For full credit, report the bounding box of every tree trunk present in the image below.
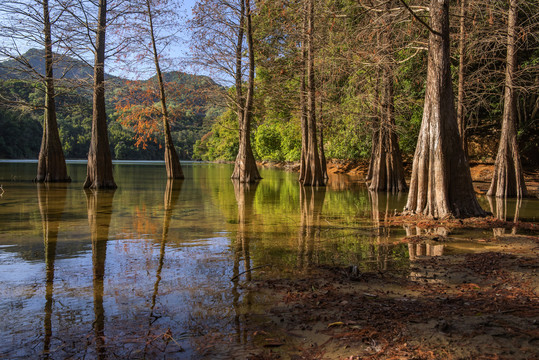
[319,122,328,180]
[302,0,325,187]
[404,0,485,218]
[487,0,527,198]
[231,0,261,183]
[299,0,308,183]
[83,0,116,189]
[368,0,406,192]
[147,0,183,179]
[366,62,381,182]
[456,0,468,158]
[36,0,70,183]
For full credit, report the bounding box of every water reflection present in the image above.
[407,243,445,261]
[145,179,182,356]
[487,196,521,235]
[231,181,257,344]
[298,186,326,270]
[1,162,537,358]
[37,183,67,358]
[86,188,115,359]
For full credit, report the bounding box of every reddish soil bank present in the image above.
[257,160,539,196]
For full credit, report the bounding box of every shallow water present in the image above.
[0,161,537,358]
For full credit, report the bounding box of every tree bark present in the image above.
[299,0,308,183]
[302,0,325,187]
[231,0,261,183]
[366,58,381,183]
[368,0,407,192]
[36,0,70,183]
[456,0,468,158]
[83,0,117,189]
[404,0,485,218]
[487,0,527,198]
[369,64,407,192]
[146,0,183,179]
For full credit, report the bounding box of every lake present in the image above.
[0,160,537,358]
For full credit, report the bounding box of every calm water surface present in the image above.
[0,161,537,358]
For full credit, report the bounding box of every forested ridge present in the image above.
[0,49,224,160]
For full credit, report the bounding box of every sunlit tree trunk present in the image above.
[404,0,484,218]
[302,0,325,186]
[369,63,407,192]
[146,0,183,179]
[487,0,527,198]
[36,0,70,183]
[368,0,406,192]
[299,0,308,183]
[231,0,261,183]
[83,0,117,189]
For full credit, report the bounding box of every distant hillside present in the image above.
[0,48,104,80]
[0,49,225,160]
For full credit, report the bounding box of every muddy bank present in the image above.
[257,160,539,196]
[245,230,539,359]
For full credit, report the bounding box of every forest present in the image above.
[0,0,538,199]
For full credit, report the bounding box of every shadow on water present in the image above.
[85,188,115,360]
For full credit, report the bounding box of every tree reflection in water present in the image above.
[37,183,67,358]
[144,179,182,356]
[487,196,522,236]
[297,185,326,270]
[231,180,258,344]
[85,188,115,360]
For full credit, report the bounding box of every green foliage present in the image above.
[193,109,239,161]
[253,120,301,162]
[0,108,41,158]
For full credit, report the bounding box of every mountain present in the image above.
[0,48,102,80]
[0,49,225,160]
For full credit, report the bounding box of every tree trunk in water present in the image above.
[369,62,407,192]
[299,0,308,183]
[147,0,183,179]
[319,124,328,180]
[456,0,468,158]
[369,1,406,192]
[36,0,70,183]
[404,0,484,218]
[231,0,261,183]
[83,0,116,189]
[487,0,527,198]
[367,32,382,183]
[302,0,325,187]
